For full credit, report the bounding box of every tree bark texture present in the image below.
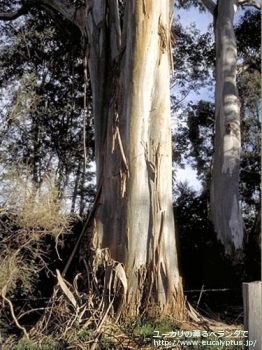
[87,0,184,316]
[210,0,244,252]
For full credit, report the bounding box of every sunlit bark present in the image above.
[88,0,184,316]
[202,0,244,252]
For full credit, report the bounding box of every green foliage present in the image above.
[99,336,117,350]
[171,18,215,170]
[5,338,67,350]
[175,0,207,12]
[235,9,261,57]
[174,181,246,289]
[0,8,95,215]
[171,21,214,111]
[120,315,180,347]
[77,327,93,342]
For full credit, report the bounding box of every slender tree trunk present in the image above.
[210,0,244,252]
[86,0,184,316]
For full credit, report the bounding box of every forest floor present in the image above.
[2,315,244,350]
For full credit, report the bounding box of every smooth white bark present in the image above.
[210,0,244,251]
[91,1,183,314]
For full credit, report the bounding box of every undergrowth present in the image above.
[2,316,244,349]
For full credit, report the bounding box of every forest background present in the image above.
[0,0,260,349]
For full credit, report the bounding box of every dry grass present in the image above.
[0,171,72,337]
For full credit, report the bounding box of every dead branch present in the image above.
[0,3,33,21]
[62,181,102,278]
[238,0,261,9]
[1,285,29,339]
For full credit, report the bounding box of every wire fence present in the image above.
[1,286,241,302]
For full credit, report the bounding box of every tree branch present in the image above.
[238,0,261,9]
[201,0,216,16]
[0,3,33,21]
[40,0,76,24]
[0,0,77,25]
[2,286,29,339]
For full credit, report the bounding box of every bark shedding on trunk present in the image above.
[210,0,244,253]
[84,1,184,317]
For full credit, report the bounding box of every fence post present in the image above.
[242,281,261,350]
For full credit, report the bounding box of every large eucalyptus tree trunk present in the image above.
[87,0,184,316]
[202,0,244,252]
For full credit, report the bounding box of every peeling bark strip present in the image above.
[158,17,168,53]
[209,0,244,251]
